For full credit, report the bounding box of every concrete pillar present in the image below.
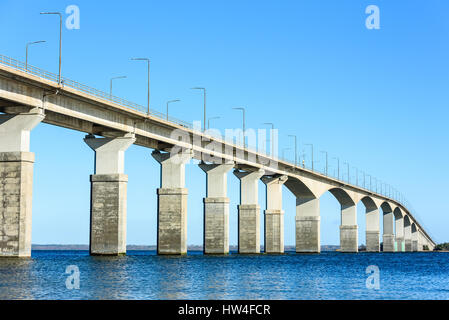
[0,109,44,257]
[395,215,404,252]
[340,204,358,252]
[366,207,380,252]
[295,197,320,253]
[382,211,395,252]
[152,149,193,255]
[84,133,135,255]
[261,175,287,254]
[234,169,264,254]
[404,218,412,252]
[199,162,234,254]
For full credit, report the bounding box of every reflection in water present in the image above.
[0,251,448,300]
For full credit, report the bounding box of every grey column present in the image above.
[199,162,234,254]
[404,218,412,252]
[234,169,264,254]
[340,204,358,252]
[152,149,193,255]
[365,207,380,252]
[395,215,404,252]
[382,211,395,252]
[262,175,287,254]
[296,197,320,253]
[85,133,135,255]
[0,109,44,257]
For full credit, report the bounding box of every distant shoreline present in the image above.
[31,244,341,252]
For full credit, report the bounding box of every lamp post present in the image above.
[208,116,220,130]
[353,166,358,186]
[232,107,246,148]
[263,122,274,157]
[288,135,298,166]
[166,99,180,120]
[110,76,126,96]
[131,57,150,114]
[305,143,314,171]
[25,40,46,71]
[191,87,206,132]
[321,151,328,176]
[40,12,62,84]
[332,157,340,180]
[344,162,350,183]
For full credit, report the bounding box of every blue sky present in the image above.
[0,0,448,246]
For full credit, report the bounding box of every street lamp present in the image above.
[321,151,328,176]
[191,87,206,132]
[263,122,274,157]
[332,157,340,179]
[110,76,126,96]
[352,166,358,186]
[232,107,246,148]
[25,40,46,71]
[344,162,350,183]
[208,116,220,130]
[288,135,297,166]
[166,99,180,120]
[131,57,150,114]
[305,143,314,171]
[40,12,62,84]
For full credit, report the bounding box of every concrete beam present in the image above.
[199,162,234,254]
[262,175,287,254]
[84,133,135,255]
[0,109,44,258]
[152,149,193,254]
[234,169,264,254]
[0,108,44,152]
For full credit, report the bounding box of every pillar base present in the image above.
[366,230,380,252]
[395,237,404,252]
[405,239,412,252]
[0,152,34,258]
[383,234,395,252]
[264,209,284,254]
[90,174,128,256]
[157,188,188,255]
[340,225,358,253]
[238,204,260,254]
[295,216,320,253]
[412,240,418,252]
[204,197,229,254]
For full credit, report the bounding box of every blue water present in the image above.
[0,251,448,300]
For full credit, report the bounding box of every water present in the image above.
[0,251,448,300]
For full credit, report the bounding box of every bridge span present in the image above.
[0,55,435,257]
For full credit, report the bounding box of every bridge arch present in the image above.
[381,201,395,252]
[394,207,404,252]
[284,177,320,253]
[326,187,358,252]
[358,196,380,252]
[403,215,412,251]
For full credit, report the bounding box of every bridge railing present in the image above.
[0,54,192,129]
[0,53,435,244]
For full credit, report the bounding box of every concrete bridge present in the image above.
[0,54,435,257]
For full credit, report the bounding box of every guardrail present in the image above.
[0,53,435,244]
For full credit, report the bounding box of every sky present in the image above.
[0,0,448,246]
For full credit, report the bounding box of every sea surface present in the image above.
[0,250,448,300]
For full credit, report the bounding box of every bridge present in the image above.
[0,54,435,257]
